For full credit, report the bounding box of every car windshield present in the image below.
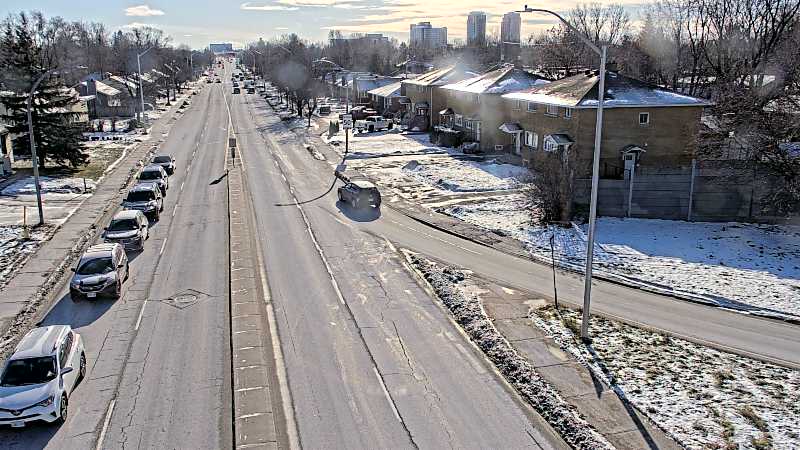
[139,170,162,180]
[153,156,171,163]
[108,218,138,232]
[1,357,57,386]
[76,257,114,275]
[126,190,154,202]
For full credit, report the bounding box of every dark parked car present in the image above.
[337,180,381,209]
[137,165,169,195]
[152,154,175,175]
[233,87,240,94]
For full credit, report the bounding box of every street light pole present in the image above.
[137,46,153,123]
[517,5,607,342]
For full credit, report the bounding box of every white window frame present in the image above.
[455,114,463,127]
[524,131,538,149]
[473,94,480,104]
[545,105,558,116]
[465,119,473,130]
[513,100,522,110]
[565,108,572,119]
[543,137,558,152]
[639,112,650,125]
[527,102,536,113]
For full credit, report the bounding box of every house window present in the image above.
[465,119,473,130]
[545,105,558,116]
[473,94,480,104]
[639,112,650,125]
[565,108,572,119]
[544,138,558,152]
[527,102,536,112]
[455,114,463,127]
[513,100,521,110]
[524,131,538,149]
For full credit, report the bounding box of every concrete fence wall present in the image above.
[574,161,778,222]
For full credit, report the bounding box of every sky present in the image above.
[0,1,647,50]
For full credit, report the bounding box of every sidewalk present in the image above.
[0,95,191,355]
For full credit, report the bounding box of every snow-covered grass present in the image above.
[325,129,448,158]
[444,198,800,317]
[404,159,529,192]
[2,176,96,196]
[531,305,800,450]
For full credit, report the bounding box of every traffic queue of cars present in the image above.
[0,153,175,427]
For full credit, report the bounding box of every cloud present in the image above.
[240,2,299,10]
[122,22,156,29]
[275,27,289,30]
[124,5,165,17]
[277,0,364,5]
[183,34,193,37]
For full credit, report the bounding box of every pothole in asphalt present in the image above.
[158,289,211,309]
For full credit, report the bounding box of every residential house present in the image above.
[367,81,406,116]
[400,66,475,131]
[353,76,399,105]
[502,71,710,178]
[439,66,549,152]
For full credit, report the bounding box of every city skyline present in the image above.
[0,1,647,50]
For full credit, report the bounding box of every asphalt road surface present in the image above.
[0,80,232,449]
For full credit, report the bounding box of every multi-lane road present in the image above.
[1,58,798,450]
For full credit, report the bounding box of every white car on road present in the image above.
[0,325,85,427]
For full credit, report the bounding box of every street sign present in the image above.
[335,163,347,173]
[341,115,353,129]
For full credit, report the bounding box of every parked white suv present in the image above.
[355,115,391,133]
[0,325,85,427]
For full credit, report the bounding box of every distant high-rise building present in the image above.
[409,22,448,49]
[500,12,522,61]
[467,11,487,47]
[209,43,234,54]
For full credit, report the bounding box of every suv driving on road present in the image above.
[152,154,176,175]
[0,325,85,427]
[103,210,149,252]
[70,243,129,301]
[123,182,164,220]
[338,180,381,209]
[355,115,391,133]
[137,165,169,195]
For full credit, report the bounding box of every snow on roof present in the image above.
[442,67,548,95]
[503,71,711,108]
[355,77,397,93]
[368,81,402,98]
[94,80,122,97]
[109,75,139,90]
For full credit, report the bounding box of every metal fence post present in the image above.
[687,159,697,222]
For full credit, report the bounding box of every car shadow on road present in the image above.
[39,292,116,330]
[336,201,381,222]
[0,420,58,449]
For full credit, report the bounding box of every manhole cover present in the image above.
[160,289,210,309]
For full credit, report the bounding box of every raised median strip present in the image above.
[226,143,289,450]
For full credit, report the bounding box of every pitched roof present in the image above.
[503,71,712,108]
[368,81,403,98]
[442,67,549,95]
[355,77,398,93]
[403,66,477,87]
[94,80,122,97]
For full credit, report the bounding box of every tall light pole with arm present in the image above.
[137,46,154,124]
[517,5,607,342]
[26,66,86,225]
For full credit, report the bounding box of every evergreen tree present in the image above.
[0,12,87,169]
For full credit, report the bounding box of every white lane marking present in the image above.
[180,181,185,191]
[95,399,116,450]
[134,300,147,331]
[389,219,482,255]
[172,205,178,217]
[383,236,397,253]
[373,367,401,423]
[159,238,168,255]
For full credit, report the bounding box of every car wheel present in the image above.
[368,125,374,132]
[78,352,86,381]
[55,394,68,424]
